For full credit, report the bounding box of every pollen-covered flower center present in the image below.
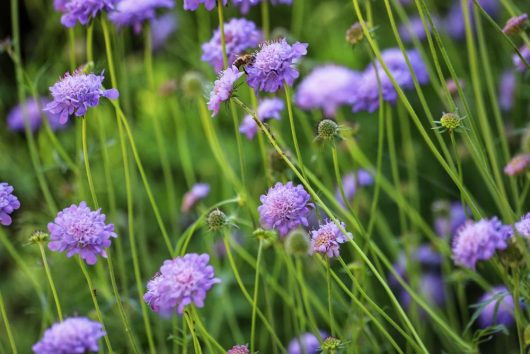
[67,220,97,245]
[314,230,333,248]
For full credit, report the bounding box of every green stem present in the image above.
[82,118,99,208]
[217,0,228,68]
[284,83,306,179]
[184,310,203,354]
[325,258,336,336]
[0,291,17,354]
[250,241,263,352]
[261,0,270,39]
[38,242,63,322]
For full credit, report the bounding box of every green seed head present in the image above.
[321,336,342,352]
[284,229,310,256]
[207,209,227,232]
[181,71,206,99]
[440,112,461,131]
[317,119,339,141]
[29,230,49,244]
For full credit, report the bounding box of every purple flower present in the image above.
[310,220,351,258]
[109,0,174,33]
[350,67,397,113]
[433,201,468,238]
[503,13,528,35]
[0,183,21,226]
[151,14,178,51]
[287,332,325,354]
[227,344,249,354]
[32,317,105,354]
[246,39,308,93]
[181,183,210,212]
[208,66,244,116]
[183,0,227,11]
[239,98,284,140]
[513,46,530,72]
[376,48,429,89]
[477,286,516,328]
[45,70,119,124]
[7,98,64,133]
[444,0,499,40]
[258,182,312,236]
[144,253,220,315]
[202,18,263,73]
[56,0,116,28]
[452,218,512,269]
[499,71,516,111]
[47,202,117,265]
[232,0,260,14]
[271,0,292,4]
[515,213,530,238]
[397,274,446,309]
[295,65,360,117]
[335,170,373,205]
[504,153,530,176]
[398,16,440,43]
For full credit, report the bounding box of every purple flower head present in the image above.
[433,202,468,238]
[239,98,284,140]
[0,183,21,226]
[335,169,373,205]
[151,14,178,51]
[287,332,326,354]
[7,98,64,133]
[181,183,210,212]
[208,66,243,116]
[398,16,440,43]
[246,39,308,93]
[503,13,528,35]
[32,317,105,354]
[499,70,516,111]
[227,344,250,354]
[515,213,530,238]
[183,0,227,11]
[444,0,500,39]
[397,273,446,309]
[57,0,116,28]
[452,218,512,269]
[295,65,360,117]
[376,48,429,89]
[109,0,174,33]
[258,182,312,236]
[310,220,351,258]
[45,70,119,124]
[202,18,263,73]
[47,202,117,265]
[144,253,220,315]
[513,46,530,72]
[350,66,397,113]
[271,0,292,4]
[477,286,517,328]
[390,245,442,287]
[504,153,530,176]
[232,0,260,14]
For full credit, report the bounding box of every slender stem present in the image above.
[261,0,270,39]
[512,271,525,354]
[325,258,336,336]
[184,310,203,354]
[38,243,63,321]
[0,291,17,354]
[332,146,352,211]
[191,307,225,353]
[82,118,98,208]
[250,241,263,352]
[284,83,306,179]
[217,0,228,68]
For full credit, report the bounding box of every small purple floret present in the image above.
[477,286,517,328]
[208,66,244,116]
[0,183,21,227]
[56,0,117,28]
[239,98,284,140]
[310,220,351,258]
[109,0,174,33]
[515,213,530,238]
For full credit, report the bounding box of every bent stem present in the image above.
[38,242,63,322]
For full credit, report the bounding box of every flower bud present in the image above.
[207,209,227,232]
[284,229,310,256]
[317,119,339,141]
[29,230,49,244]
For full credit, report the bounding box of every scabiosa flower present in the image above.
[201,18,263,73]
[310,220,351,258]
[32,317,105,354]
[258,182,312,236]
[295,65,360,117]
[504,153,530,176]
[335,170,373,205]
[239,98,284,140]
[350,67,397,113]
[227,344,249,354]
[513,45,530,72]
[56,0,116,28]
[246,39,308,93]
[444,0,499,40]
[288,332,326,354]
[452,218,512,269]
[499,71,516,111]
[7,98,64,133]
[207,66,243,116]
[109,0,174,33]
[232,0,260,14]
[47,202,117,265]
[376,48,429,89]
[433,201,468,238]
[151,13,178,51]
[515,213,530,238]
[398,16,440,43]
[45,70,119,124]
[144,253,220,315]
[0,183,21,226]
[502,13,528,35]
[477,286,516,328]
[183,0,227,11]
[181,183,210,213]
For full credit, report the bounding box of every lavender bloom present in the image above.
[444,0,499,39]
[477,286,516,328]
[239,98,284,140]
[183,0,227,11]
[515,213,530,238]
[504,153,530,176]
[207,66,243,116]
[0,183,21,226]
[151,14,178,51]
[433,202,468,238]
[7,98,64,133]
[258,182,312,236]
[232,0,260,14]
[201,18,263,72]
[227,344,250,354]
[56,0,116,28]
[502,13,528,35]
[398,16,440,43]
[287,332,325,354]
[246,39,308,93]
[452,218,512,269]
[295,65,360,117]
[144,253,220,315]
[181,183,210,212]
[310,220,351,258]
[32,317,105,354]
[513,46,530,72]
[45,70,119,124]
[350,67,397,113]
[335,170,373,205]
[48,202,117,265]
[376,48,429,89]
[109,0,174,33]
[499,71,516,111]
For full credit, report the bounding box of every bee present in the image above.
[232,53,255,73]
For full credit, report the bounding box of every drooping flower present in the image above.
[499,70,516,111]
[246,39,308,93]
[0,183,21,226]
[45,70,119,124]
[55,0,117,28]
[144,253,220,315]
[207,66,244,116]
[504,153,530,176]
[151,14,178,51]
[109,0,174,33]
[227,344,250,354]
[502,13,528,35]
[7,98,64,133]
[258,182,312,236]
[476,286,517,328]
[287,332,326,354]
[335,170,373,206]
[310,220,351,258]
[201,18,263,72]
[513,45,530,72]
[295,65,360,117]
[452,218,512,269]
[515,213,530,238]
[433,201,468,238]
[183,0,227,11]
[181,183,210,213]
[47,202,117,265]
[239,98,284,140]
[32,317,105,354]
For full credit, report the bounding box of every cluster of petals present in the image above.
[239,98,284,140]
[54,0,117,28]
[109,0,174,33]
[0,183,21,226]
[310,220,351,258]
[207,66,244,116]
[7,98,64,133]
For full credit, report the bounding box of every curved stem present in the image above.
[284,83,306,179]
[0,291,17,354]
[184,310,203,354]
[38,242,63,321]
